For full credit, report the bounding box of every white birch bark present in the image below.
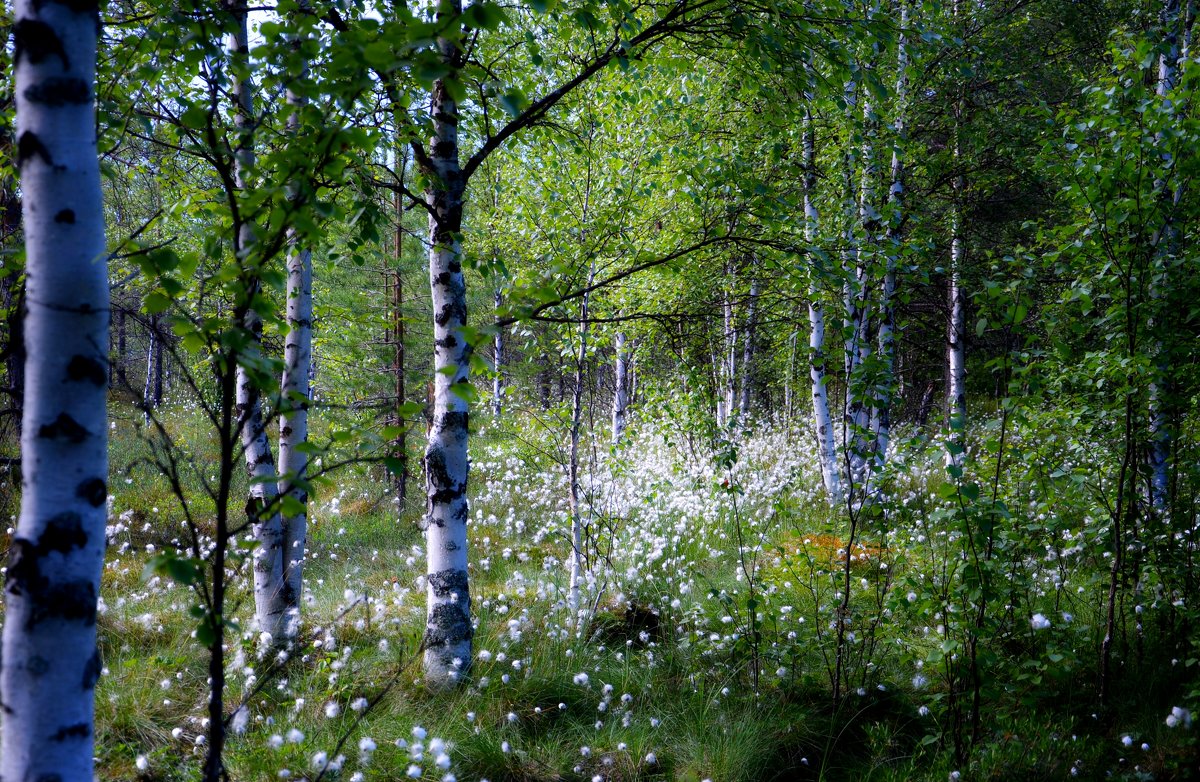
[143,322,157,423]
[873,0,909,465]
[1148,0,1185,509]
[721,274,737,428]
[422,0,473,685]
[1,0,108,776]
[738,274,760,421]
[612,330,630,443]
[277,7,313,631]
[843,76,874,483]
[947,1,968,443]
[803,101,842,504]
[226,6,287,642]
[567,264,595,624]
[947,176,967,434]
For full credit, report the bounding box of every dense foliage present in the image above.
[2,0,1200,779]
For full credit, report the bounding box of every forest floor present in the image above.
[61,400,1200,781]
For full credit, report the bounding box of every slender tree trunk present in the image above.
[390,143,409,503]
[277,3,314,632]
[226,0,287,644]
[738,274,760,422]
[1148,0,1186,511]
[842,76,872,485]
[612,331,630,443]
[422,0,473,686]
[115,305,126,388]
[1,0,108,778]
[143,318,157,420]
[803,101,842,504]
[947,186,967,431]
[947,2,968,439]
[493,288,504,419]
[568,265,595,622]
[152,315,164,406]
[721,268,737,427]
[873,0,908,465]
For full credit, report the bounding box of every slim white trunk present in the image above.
[738,275,760,421]
[843,77,873,482]
[143,321,157,422]
[422,0,473,685]
[493,288,503,418]
[873,1,909,465]
[947,1,968,441]
[567,265,595,623]
[274,0,313,640]
[2,0,108,777]
[277,245,311,632]
[225,7,287,642]
[803,102,842,504]
[612,331,630,443]
[721,275,737,427]
[947,188,966,432]
[1148,0,1185,509]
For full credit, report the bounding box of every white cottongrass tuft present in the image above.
[1166,706,1193,728]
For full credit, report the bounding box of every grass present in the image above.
[2,400,1198,781]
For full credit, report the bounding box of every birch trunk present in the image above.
[947,183,967,432]
[738,274,760,422]
[1148,0,1186,509]
[612,331,630,443]
[947,2,968,438]
[567,266,595,623]
[493,288,504,418]
[843,78,873,484]
[873,1,908,465]
[390,142,408,503]
[277,5,314,632]
[226,3,288,643]
[1,0,108,777]
[143,321,157,421]
[422,0,473,685]
[803,102,842,504]
[720,279,737,428]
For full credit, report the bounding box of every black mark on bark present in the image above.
[50,722,90,741]
[66,355,106,386]
[13,20,69,68]
[24,77,90,106]
[17,131,55,169]
[76,478,107,507]
[38,413,89,443]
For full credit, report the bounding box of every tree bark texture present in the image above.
[422,0,473,685]
[277,2,314,631]
[612,331,630,443]
[803,102,842,504]
[1,0,108,777]
[225,1,288,643]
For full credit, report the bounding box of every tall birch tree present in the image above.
[1,0,108,777]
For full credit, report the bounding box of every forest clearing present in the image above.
[1,0,1199,779]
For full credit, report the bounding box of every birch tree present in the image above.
[872,0,909,464]
[611,330,631,442]
[224,0,289,644]
[277,3,315,627]
[1,0,108,777]
[803,100,842,503]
